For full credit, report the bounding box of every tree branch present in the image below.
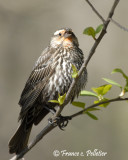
[10,0,120,159]
[10,96,128,160]
[70,97,128,118]
[110,18,128,32]
[85,0,105,23]
[10,123,57,160]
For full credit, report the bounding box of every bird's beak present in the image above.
[64,32,72,38]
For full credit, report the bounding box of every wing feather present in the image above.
[19,46,56,114]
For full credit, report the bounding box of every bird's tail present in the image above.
[8,119,32,154]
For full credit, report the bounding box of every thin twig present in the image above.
[85,0,105,23]
[110,18,128,32]
[70,97,128,118]
[10,0,120,159]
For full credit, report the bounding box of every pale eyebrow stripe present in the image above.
[54,30,65,36]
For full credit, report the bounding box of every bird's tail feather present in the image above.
[8,119,32,154]
[34,108,49,125]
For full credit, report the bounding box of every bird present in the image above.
[8,28,87,154]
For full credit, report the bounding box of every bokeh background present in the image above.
[0,0,128,159]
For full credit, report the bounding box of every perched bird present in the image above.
[8,28,87,154]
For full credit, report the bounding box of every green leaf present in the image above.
[71,64,78,78]
[80,90,98,97]
[94,98,109,107]
[102,84,112,95]
[95,24,103,34]
[71,64,78,72]
[84,111,98,120]
[112,68,128,80]
[111,68,128,94]
[72,101,85,109]
[49,100,59,104]
[83,27,96,39]
[72,72,78,78]
[92,87,101,95]
[86,108,100,111]
[103,78,122,89]
[58,93,66,105]
[124,85,128,92]
[49,93,66,105]
[92,84,112,96]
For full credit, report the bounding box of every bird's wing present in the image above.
[18,47,57,116]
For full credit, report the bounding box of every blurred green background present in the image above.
[0,0,128,159]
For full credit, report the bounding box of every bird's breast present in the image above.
[41,48,86,102]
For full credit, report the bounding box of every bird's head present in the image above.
[50,28,79,48]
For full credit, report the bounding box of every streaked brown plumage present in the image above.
[8,28,87,154]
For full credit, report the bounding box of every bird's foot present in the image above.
[57,115,72,130]
[48,115,72,130]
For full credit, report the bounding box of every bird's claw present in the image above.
[57,116,72,130]
[48,115,72,130]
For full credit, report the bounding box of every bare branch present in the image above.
[85,0,105,23]
[10,0,120,159]
[110,18,128,32]
[70,97,128,118]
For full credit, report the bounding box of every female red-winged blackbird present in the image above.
[8,28,87,154]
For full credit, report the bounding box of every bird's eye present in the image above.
[59,33,62,36]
